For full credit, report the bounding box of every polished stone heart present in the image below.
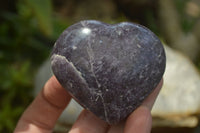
[51,20,166,124]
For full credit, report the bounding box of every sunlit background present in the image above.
[0,0,200,132]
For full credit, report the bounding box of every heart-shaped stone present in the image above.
[51,20,166,124]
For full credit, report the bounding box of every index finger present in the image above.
[14,76,71,133]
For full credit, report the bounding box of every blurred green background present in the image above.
[0,0,200,132]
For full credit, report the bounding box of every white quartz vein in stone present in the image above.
[51,54,90,89]
[86,44,109,121]
[95,92,109,122]
[86,43,101,88]
[52,54,109,122]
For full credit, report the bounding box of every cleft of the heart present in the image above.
[51,20,166,124]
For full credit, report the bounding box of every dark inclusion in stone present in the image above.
[51,20,166,124]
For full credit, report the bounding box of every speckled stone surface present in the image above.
[51,20,166,124]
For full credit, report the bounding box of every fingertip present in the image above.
[43,75,71,109]
[14,76,72,132]
[69,110,109,133]
[142,78,163,110]
[124,106,152,133]
[124,78,163,133]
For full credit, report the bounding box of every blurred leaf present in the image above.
[174,0,196,32]
[145,10,159,35]
[52,17,72,40]
[0,0,60,132]
[0,62,33,132]
[26,0,53,36]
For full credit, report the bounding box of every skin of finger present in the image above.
[124,106,152,133]
[107,121,125,133]
[70,110,126,133]
[142,78,163,109]
[69,109,110,133]
[124,79,163,133]
[14,76,71,133]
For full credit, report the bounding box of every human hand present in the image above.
[14,76,163,133]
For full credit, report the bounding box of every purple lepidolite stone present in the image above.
[51,20,166,124]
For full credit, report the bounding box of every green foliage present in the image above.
[0,0,70,132]
[175,0,197,32]
[145,10,159,35]
[0,62,32,132]
[25,0,53,36]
